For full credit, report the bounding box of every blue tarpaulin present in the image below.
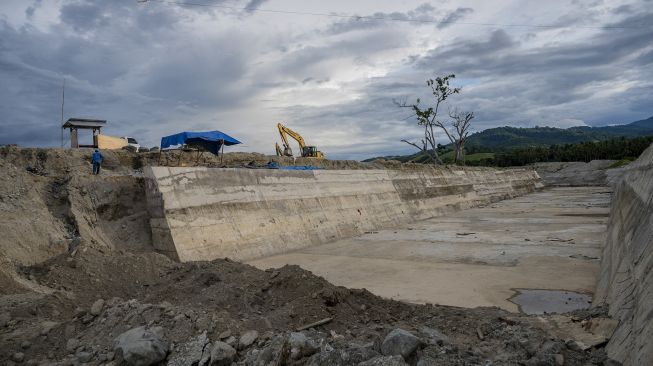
[280,166,321,170]
[160,131,241,155]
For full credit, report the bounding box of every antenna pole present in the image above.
[61,78,66,148]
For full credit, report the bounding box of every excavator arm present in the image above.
[277,123,306,155]
[275,142,283,157]
[276,122,325,159]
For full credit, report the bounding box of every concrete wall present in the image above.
[533,160,625,187]
[144,166,542,263]
[594,144,653,366]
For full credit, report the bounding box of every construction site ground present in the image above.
[0,147,619,365]
[249,187,610,312]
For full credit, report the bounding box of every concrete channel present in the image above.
[249,187,610,312]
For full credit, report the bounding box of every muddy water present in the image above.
[510,289,592,314]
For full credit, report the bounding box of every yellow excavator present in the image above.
[275,123,325,159]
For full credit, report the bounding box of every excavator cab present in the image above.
[302,146,323,158]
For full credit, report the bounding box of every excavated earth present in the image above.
[0,146,621,366]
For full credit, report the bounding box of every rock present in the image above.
[289,332,318,360]
[553,354,564,366]
[0,312,10,327]
[358,355,409,366]
[245,334,288,366]
[90,299,105,316]
[524,354,557,366]
[167,331,210,366]
[41,321,59,335]
[380,329,423,360]
[77,351,93,363]
[238,330,259,350]
[66,338,81,353]
[540,340,563,354]
[225,336,237,347]
[416,357,437,366]
[346,346,379,364]
[11,352,25,363]
[565,340,582,352]
[20,340,31,349]
[209,341,236,366]
[113,326,169,366]
[306,350,346,366]
[218,330,231,339]
[74,307,86,317]
[81,314,95,324]
[419,326,449,345]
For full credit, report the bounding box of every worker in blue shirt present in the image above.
[91,149,103,175]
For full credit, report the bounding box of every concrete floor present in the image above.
[249,187,611,312]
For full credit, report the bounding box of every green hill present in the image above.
[364,115,653,162]
[465,115,653,150]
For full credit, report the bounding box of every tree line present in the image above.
[469,135,653,167]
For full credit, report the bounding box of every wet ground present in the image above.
[510,289,593,314]
[249,187,611,312]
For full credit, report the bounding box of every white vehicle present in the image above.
[121,136,140,152]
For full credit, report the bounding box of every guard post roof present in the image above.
[62,118,107,129]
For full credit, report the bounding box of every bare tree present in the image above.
[435,107,475,164]
[395,74,460,165]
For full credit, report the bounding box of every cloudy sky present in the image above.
[1,0,651,159]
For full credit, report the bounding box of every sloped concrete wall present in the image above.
[144,166,542,262]
[594,144,653,366]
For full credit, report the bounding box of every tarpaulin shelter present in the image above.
[160,131,241,155]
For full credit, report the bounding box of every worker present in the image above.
[91,149,103,175]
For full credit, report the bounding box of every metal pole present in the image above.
[220,138,224,166]
[61,78,65,148]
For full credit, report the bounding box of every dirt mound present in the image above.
[0,245,611,365]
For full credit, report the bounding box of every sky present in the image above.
[0,0,652,160]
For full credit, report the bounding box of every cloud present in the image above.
[325,3,438,35]
[244,0,269,13]
[0,0,651,160]
[437,7,474,29]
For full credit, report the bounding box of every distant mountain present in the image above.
[364,115,653,162]
[465,115,653,150]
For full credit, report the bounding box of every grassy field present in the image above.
[441,151,495,164]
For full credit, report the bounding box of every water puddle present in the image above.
[509,289,592,315]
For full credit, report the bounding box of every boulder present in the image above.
[113,326,169,366]
[245,335,288,366]
[288,332,318,360]
[167,332,210,366]
[380,329,423,360]
[209,341,236,366]
[77,351,93,363]
[419,326,449,345]
[306,349,346,366]
[66,338,81,352]
[90,299,105,316]
[238,330,259,350]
